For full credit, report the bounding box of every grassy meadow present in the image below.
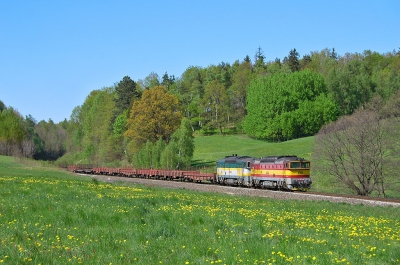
[193,135,314,167]
[1,155,400,264]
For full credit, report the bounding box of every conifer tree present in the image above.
[286,48,300,72]
[113,76,140,123]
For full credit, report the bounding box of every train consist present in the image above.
[67,166,216,182]
[67,155,311,191]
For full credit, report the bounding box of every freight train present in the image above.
[67,155,311,191]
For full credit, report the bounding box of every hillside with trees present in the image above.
[1,47,400,195]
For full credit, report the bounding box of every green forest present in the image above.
[1,47,400,172]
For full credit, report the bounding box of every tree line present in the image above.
[1,47,400,175]
[0,102,66,160]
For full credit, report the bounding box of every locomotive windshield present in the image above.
[289,161,310,169]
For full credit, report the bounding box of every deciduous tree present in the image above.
[327,59,374,115]
[134,140,154,168]
[313,100,399,196]
[22,114,39,158]
[138,72,160,90]
[243,70,334,140]
[176,66,205,130]
[106,110,128,162]
[0,107,25,156]
[229,60,253,124]
[34,119,66,160]
[169,118,194,169]
[152,138,166,169]
[160,141,178,169]
[124,86,182,156]
[65,88,115,163]
[201,80,229,134]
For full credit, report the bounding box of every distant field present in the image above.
[193,134,313,167]
[1,157,399,264]
[0,155,88,181]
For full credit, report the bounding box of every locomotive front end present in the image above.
[252,156,312,191]
[283,159,312,191]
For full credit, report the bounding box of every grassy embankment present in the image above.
[1,155,400,264]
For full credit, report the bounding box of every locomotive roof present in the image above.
[254,155,307,164]
[218,155,255,163]
[218,155,309,164]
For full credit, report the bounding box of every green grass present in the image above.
[0,155,90,182]
[0,161,399,265]
[192,134,314,168]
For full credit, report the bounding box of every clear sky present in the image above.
[1,0,399,123]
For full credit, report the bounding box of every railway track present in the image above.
[304,191,400,205]
[75,172,400,208]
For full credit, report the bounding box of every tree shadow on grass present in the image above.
[190,160,215,171]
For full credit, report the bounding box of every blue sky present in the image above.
[1,0,399,123]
